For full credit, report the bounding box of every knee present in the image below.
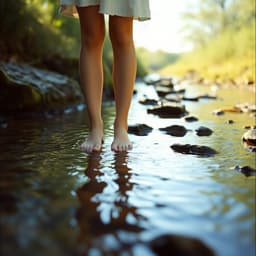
[109,25,133,50]
[81,27,105,50]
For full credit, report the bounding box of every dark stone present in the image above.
[147,104,188,118]
[184,116,199,122]
[170,144,218,157]
[182,96,199,102]
[212,109,224,116]
[139,97,158,106]
[159,125,187,137]
[167,88,186,94]
[226,120,234,124]
[195,126,213,136]
[149,234,215,256]
[244,125,256,130]
[235,103,256,113]
[0,62,84,114]
[156,78,174,88]
[155,86,173,97]
[242,128,256,152]
[128,124,153,136]
[234,165,256,177]
[199,94,217,100]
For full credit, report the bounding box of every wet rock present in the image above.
[184,116,199,122]
[242,128,256,152]
[244,125,256,130]
[149,234,215,256]
[233,165,256,177]
[156,78,174,88]
[144,74,161,85]
[159,125,188,137]
[198,94,217,100]
[182,96,199,102]
[147,103,188,118]
[235,103,256,113]
[212,109,225,116]
[170,144,217,157]
[155,86,173,97]
[195,126,213,136]
[128,124,153,136]
[164,94,181,103]
[139,97,158,106]
[0,62,84,114]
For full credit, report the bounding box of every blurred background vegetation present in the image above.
[0,0,255,85]
[161,0,255,84]
[0,0,147,89]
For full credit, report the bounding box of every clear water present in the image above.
[0,82,255,256]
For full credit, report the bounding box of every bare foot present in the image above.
[111,127,133,152]
[81,128,104,153]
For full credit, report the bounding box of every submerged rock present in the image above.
[212,109,225,116]
[147,103,188,118]
[139,96,158,106]
[171,144,217,157]
[233,165,256,177]
[155,86,173,97]
[159,125,188,137]
[195,126,213,136]
[184,116,199,122]
[182,96,200,102]
[149,234,215,256]
[0,62,83,114]
[242,128,256,152]
[199,94,217,100]
[128,124,153,136]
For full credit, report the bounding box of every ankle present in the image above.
[114,119,128,131]
[90,119,104,131]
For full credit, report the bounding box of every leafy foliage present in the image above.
[0,0,147,87]
[163,0,255,83]
[137,48,180,72]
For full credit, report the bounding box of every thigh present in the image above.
[77,6,105,40]
[109,15,133,41]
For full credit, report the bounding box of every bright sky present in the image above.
[133,0,194,53]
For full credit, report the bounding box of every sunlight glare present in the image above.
[134,0,194,53]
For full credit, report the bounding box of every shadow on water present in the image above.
[0,81,255,256]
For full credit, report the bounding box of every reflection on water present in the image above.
[0,82,255,256]
[76,152,145,255]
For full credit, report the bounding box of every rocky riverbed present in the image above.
[0,68,255,256]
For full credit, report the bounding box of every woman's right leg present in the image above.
[77,6,105,152]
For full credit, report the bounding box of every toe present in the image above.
[93,144,101,152]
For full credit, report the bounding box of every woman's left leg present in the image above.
[109,15,137,151]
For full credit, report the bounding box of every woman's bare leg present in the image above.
[77,6,105,152]
[109,16,136,152]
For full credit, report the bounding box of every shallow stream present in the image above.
[0,81,255,256]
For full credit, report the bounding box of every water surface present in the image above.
[0,82,255,256]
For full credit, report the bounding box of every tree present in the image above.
[181,0,255,48]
